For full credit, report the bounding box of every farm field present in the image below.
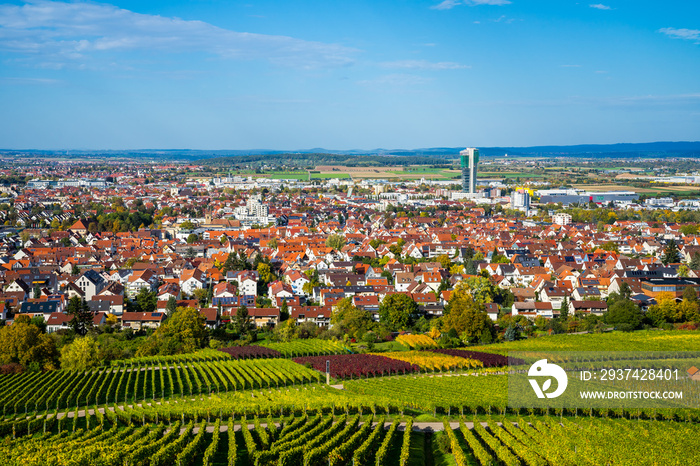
[572,183,700,195]
[5,332,700,463]
[468,330,700,354]
[3,406,699,466]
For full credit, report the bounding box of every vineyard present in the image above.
[256,339,351,358]
[3,407,699,466]
[378,351,483,372]
[344,373,510,415]
[395,334,438,349]
[469,330,700,354]
[293,354,420,379]
[219,346,283,360]
[4,331,700,464]
[0,358,321,414]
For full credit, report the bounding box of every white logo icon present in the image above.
[528,359,568,399]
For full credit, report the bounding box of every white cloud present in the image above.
[0,0,357,69]
[658,27,700,42]
[431,0,510,10]
[589,4,612,10]
[431,0,461,9]
[468,0,511,5]
[381,60,469,70]
[1,77,62,85]
[357,74,432,87]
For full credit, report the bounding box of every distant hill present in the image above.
[1,141,699,161]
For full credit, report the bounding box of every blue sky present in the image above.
[0,0,698,150]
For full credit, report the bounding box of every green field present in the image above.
[479,172,546,179]
[265,172,351,180]
[469,330,700,354]
[5,331,700,464]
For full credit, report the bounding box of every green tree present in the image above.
[186,233,199,244]
[136,307,206,356]
[605,299,643,330]
[165,296,178,314]
[66,296,93,336]
[661,239,680,265]
[280,299,289,322]
[135,287,157,314]
[680,224,699,235]
[273,319,295,342]
[232,305,252,337]
[378,293,419,331]
[330,298,373,340]
[491,254,511,264]
[257,263,273,284]
[442,291,492,343]
[193,288,209,307]
[0,315,57,370]
[560,297,569,319]
[683,286,698,302]
[60,336,101,371]
[325,234,347,251]
[436,254,452,270]
[690,253,700,270]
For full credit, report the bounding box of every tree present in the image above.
[559,297,569,319]
[66,296,93,336]
[60,336,100,371]
[661,239,680,265]
[136,307,206,356]
[268,237,278,249]
[464,260,477,276]
[186,233,199,244]
[600,241,619,253]
[436,254,452,270]
[504,323,522,341]
[491,254,510,264]
[273,319,296,342]
[683,286,698,302]
[232,305,252,337]
[330,298,373,340]
[135,287,157,314]
[326,234,347,251]
[680,224,699,235]
[0,315,57,370]
[442,291,492,343]
[280,299,289,322]
[378,293,419,331]
[166,296,178,314]
[193,288,209,308]
[606,299,643,330]
[690,253,700,270]
[619,282,632,301]
[257,263,273,284]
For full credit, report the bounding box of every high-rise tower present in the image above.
[460,148,479,194]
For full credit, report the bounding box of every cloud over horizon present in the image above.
[0,0,358,69]
[431,0,511,11]
[380,59,469,70]
[589,4,612,10]
[658,27,700,43]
